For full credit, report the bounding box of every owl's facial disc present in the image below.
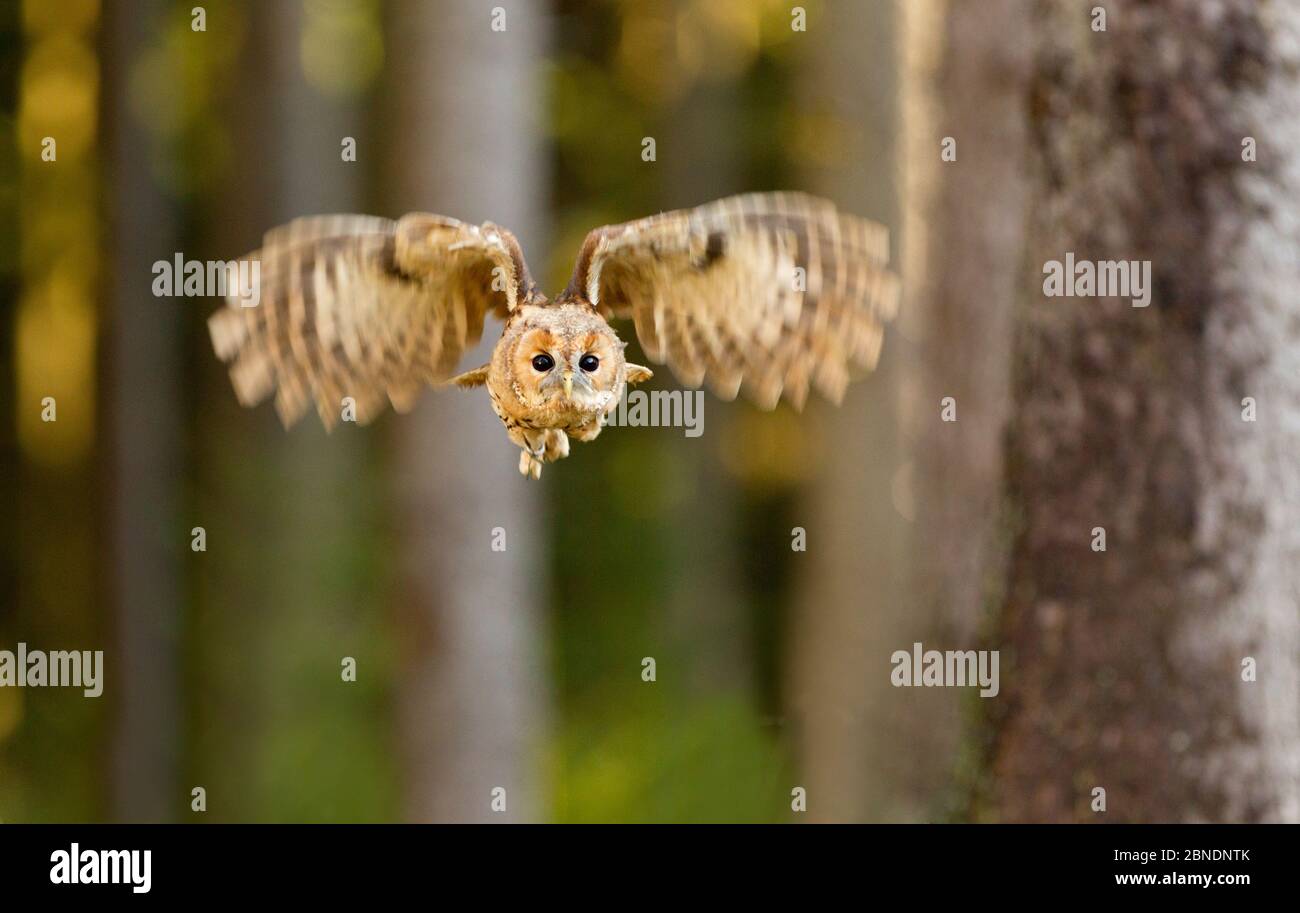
[512,321,622,413]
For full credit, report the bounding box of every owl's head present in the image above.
[507,304,628,414]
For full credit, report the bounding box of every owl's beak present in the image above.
[563,370,573,399]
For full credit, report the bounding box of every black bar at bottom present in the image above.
[0,823,1283,899]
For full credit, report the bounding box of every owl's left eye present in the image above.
[579,354,600,372]
[532,353,555,372]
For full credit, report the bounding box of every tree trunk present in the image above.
[903,0,1029,645]
[896,0,1032,819]
[786,0,912,822]
[105,0,181,823]
[384,0,550,823]
[990,0,1300,823]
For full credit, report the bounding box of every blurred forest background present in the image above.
[2,0,1298,823]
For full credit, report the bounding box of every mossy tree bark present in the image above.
[989,0,1300,823]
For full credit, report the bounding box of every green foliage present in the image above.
[552,689,791,823]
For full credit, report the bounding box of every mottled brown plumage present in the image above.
[209,192,900,478]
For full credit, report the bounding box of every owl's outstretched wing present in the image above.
[208,213,533,429]
[567,192,900,410]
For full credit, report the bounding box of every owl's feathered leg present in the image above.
[568,419,604,443]
[507,425,543,479]
[515,429,570,480]
[518,448,543,479]
[543,429,570,462]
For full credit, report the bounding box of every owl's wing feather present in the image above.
[569,192,899,410]
[209,213,532,429]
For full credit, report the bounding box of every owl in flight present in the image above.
[209,192,899,478]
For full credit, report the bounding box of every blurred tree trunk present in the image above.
[786,0,910,822]
[990,0,1300,822]
[903,0,1028,647]
[788,0,1031,822]
[105,0,181,823]
[897,0,1031,819]
[383,0,550,823]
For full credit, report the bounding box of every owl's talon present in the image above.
[546,430,570,461]
[519,448,543,479]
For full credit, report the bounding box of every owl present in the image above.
[208,192,899,478]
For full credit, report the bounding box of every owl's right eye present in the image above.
[531,353,555,372]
